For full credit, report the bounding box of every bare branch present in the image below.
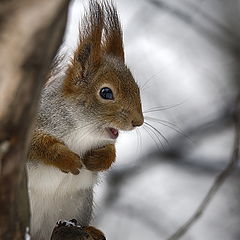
[166,95,240,240]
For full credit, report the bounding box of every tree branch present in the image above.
[0,1,70,239]
[166,95,240,240]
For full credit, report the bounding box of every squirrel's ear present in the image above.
[73,1,103,79]
[76,43,91,69]
[103,2,125,62]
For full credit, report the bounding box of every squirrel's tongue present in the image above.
[108,127,119,139]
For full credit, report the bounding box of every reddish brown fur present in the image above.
[83,226,106,240]
[28,2,143,239]
[28,131,82,174]
[102,1,124,61]
[83,144,115,171]
[63,1,125,96]
[63,60,144,131]
[63,1,104,95]
[28,131,116,173]
[29,1,143,173]
[62,1,143,129]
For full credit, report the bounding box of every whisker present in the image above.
[143,101,185,114]
[145,116,178,127]
[143,125,163,151]
[135,128,140,152]
[138,73,158,93]
[138,128,143,152]
[135,127,142,152]
[144,122,170,148]
[140,78,153,93]
[144,116,192,142]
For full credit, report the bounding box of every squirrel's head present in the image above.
[62,1,143,140]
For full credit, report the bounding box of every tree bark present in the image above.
[0,1,70,239]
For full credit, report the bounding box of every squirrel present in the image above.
[27,1,144,240]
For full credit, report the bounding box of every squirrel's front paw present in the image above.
[82,144,115,171]
[54,145,82,175]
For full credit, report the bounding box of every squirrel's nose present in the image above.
[132,114,144,127]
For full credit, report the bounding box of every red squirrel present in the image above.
[27,1,144,239]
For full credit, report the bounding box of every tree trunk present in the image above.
[0,1,70,239]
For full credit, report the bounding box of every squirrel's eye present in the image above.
[99,87,114,100]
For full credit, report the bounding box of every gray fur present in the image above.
[27,75,106,240]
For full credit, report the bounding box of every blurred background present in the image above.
[64,0,240,239]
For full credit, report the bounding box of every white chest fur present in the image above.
[27,163,97,240]
[27,126,113,240]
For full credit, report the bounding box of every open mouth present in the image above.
[106,127,119,139]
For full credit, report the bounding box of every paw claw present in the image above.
[56,219,76,227]
[71,168,80,175]
[69,219,78,225]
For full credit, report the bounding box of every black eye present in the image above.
[99,87,114,100]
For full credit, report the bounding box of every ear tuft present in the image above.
[102,1,125,62]
[74,0,104,76]
[65,0,125,90]
[76,43,91,70]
